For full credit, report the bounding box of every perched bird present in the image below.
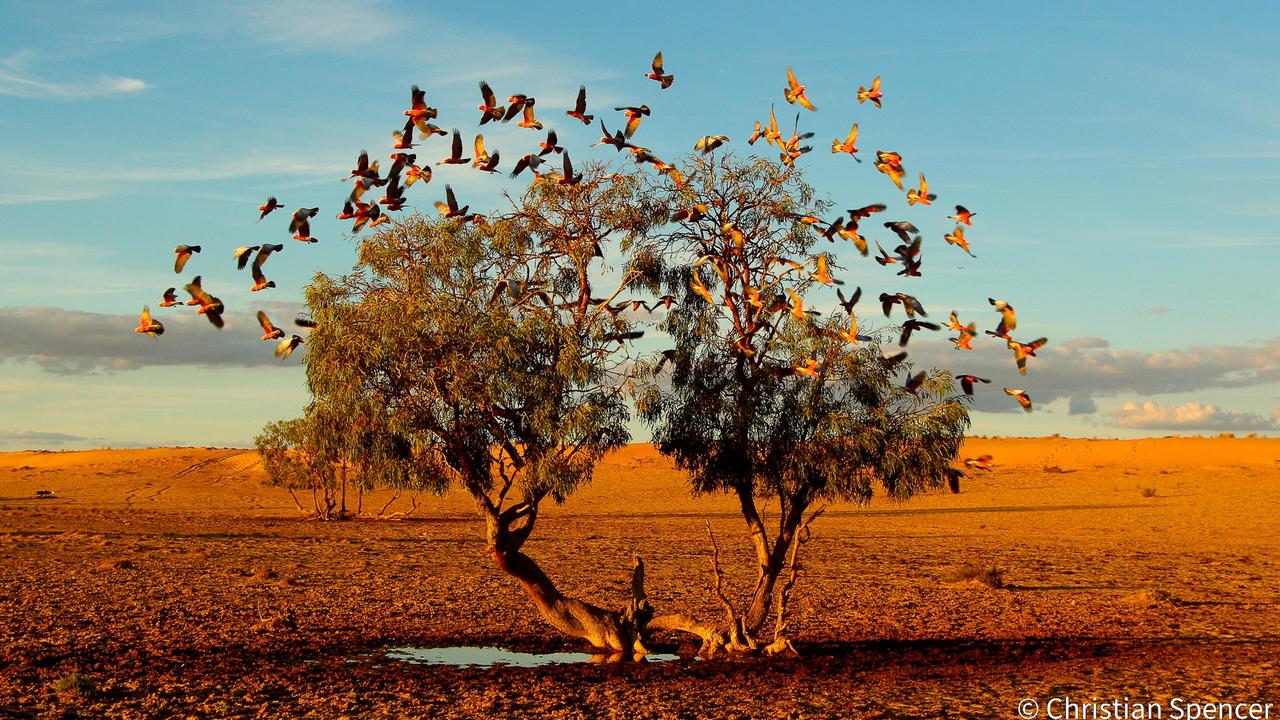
[158,287,182,308]
[1007,337,1048,374]
[695,135,729,154]
[646,51,674,88]
[670,203,709,223]
[616,105,651,138]
[1004,387,1033,412]
[899,319,941,346]
[956,374,991,396]
[477,81,505,125]
[880,292,926,318]
[857,76,883,108]
[944,226,975,257]
[439,129,470,165]
[276,334,304,360]
[964,455,995,471]
[257,310,285,341]
[257,196,283,221]
[906,173,937,206]
[233,245,260,271]
[289,207,319,243]
[948,205,975,226]
[784,68,816,111]
[566,85,594,125]
[689,273,715,305]
[134,306,164,338]
[173,245,201,273]
[538,129,564,156]
[831,122,861,160]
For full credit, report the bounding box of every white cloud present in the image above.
[1108,401,1277,431]
[0,53,149,99]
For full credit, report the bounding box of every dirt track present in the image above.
[1,439,1277,718]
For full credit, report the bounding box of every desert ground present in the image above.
[1,438,1277,719]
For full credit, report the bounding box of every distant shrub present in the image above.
[1217,432,1236,439]
[948,560,1005,589]
[52,672,97,700]
[1139,486,1158,498]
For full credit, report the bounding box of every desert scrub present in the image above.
[51,671,97,700]
[948,561,1006,589]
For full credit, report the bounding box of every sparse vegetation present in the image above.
[947,561,1006,589]
[1140,486,1158,497]
[51,671,97,700]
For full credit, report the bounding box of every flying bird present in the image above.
[404,84,439,134]
[956,375,990,396]
[880,292,926,318]
[695,135,729,154]
[559,152,582,186]
[874,151,905,189]
[257,311,285,341]
[233,245,260,271]
[948,205,975,226]
[906,173,937,206]
[538,129,564,156]
[439,129,470,165]
[857,76,883,107]
[257,196,283,221]
[289,207,319,243]
[831,122,861,160]
[158,288,181,308]
[503,94,533,122]
[173,245,201,273]
[134,306,164,338]
[905,370,927,396]
[964,455,994,471]
[987,298,1017,338]
[1004,387,1033,412]
[276,335,304,360]
[944,226,975,257]
[516,104,543,130]
[566,85,594,125]
[616,105,650,138]
[784,68,816,111]
[477,81,505,124]
[647,51,674,88]
[1007,337,1048,374]
[250,263,275,292]
[510,153,549,180]
[899,319,941,346]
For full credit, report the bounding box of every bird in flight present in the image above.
[857,76,883,107]
[134,306,164,338]
[948,205,975,225]
[173,245,201,274]
[1004,387,1033,412]
[906,173,937,206]
[956,375,990,396]
[831,122,861,161]
[257,196,283,222]
[944,226,975,257]
[784,68,816,111]
[566,85,594,125]
[477,81,505,125]
[289,207,319,243]
[257,311,285,341]
[647,51,674,88]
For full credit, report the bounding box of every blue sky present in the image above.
[2,1,1278,449]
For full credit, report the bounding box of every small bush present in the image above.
[1139,486,1158,498]
[948,560,1005,589]
[52,671,97,700]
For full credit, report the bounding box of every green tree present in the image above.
[288,165,673,653]
[630,153,970,655]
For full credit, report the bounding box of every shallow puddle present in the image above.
[385,646,684,667]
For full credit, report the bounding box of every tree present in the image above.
[630,153,971,655]
[292,165,676,654]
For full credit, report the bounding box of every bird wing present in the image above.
[652,51,664,74]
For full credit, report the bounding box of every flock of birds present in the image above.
[133,51,1045,428]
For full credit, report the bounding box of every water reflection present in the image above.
[385,646,684,667]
